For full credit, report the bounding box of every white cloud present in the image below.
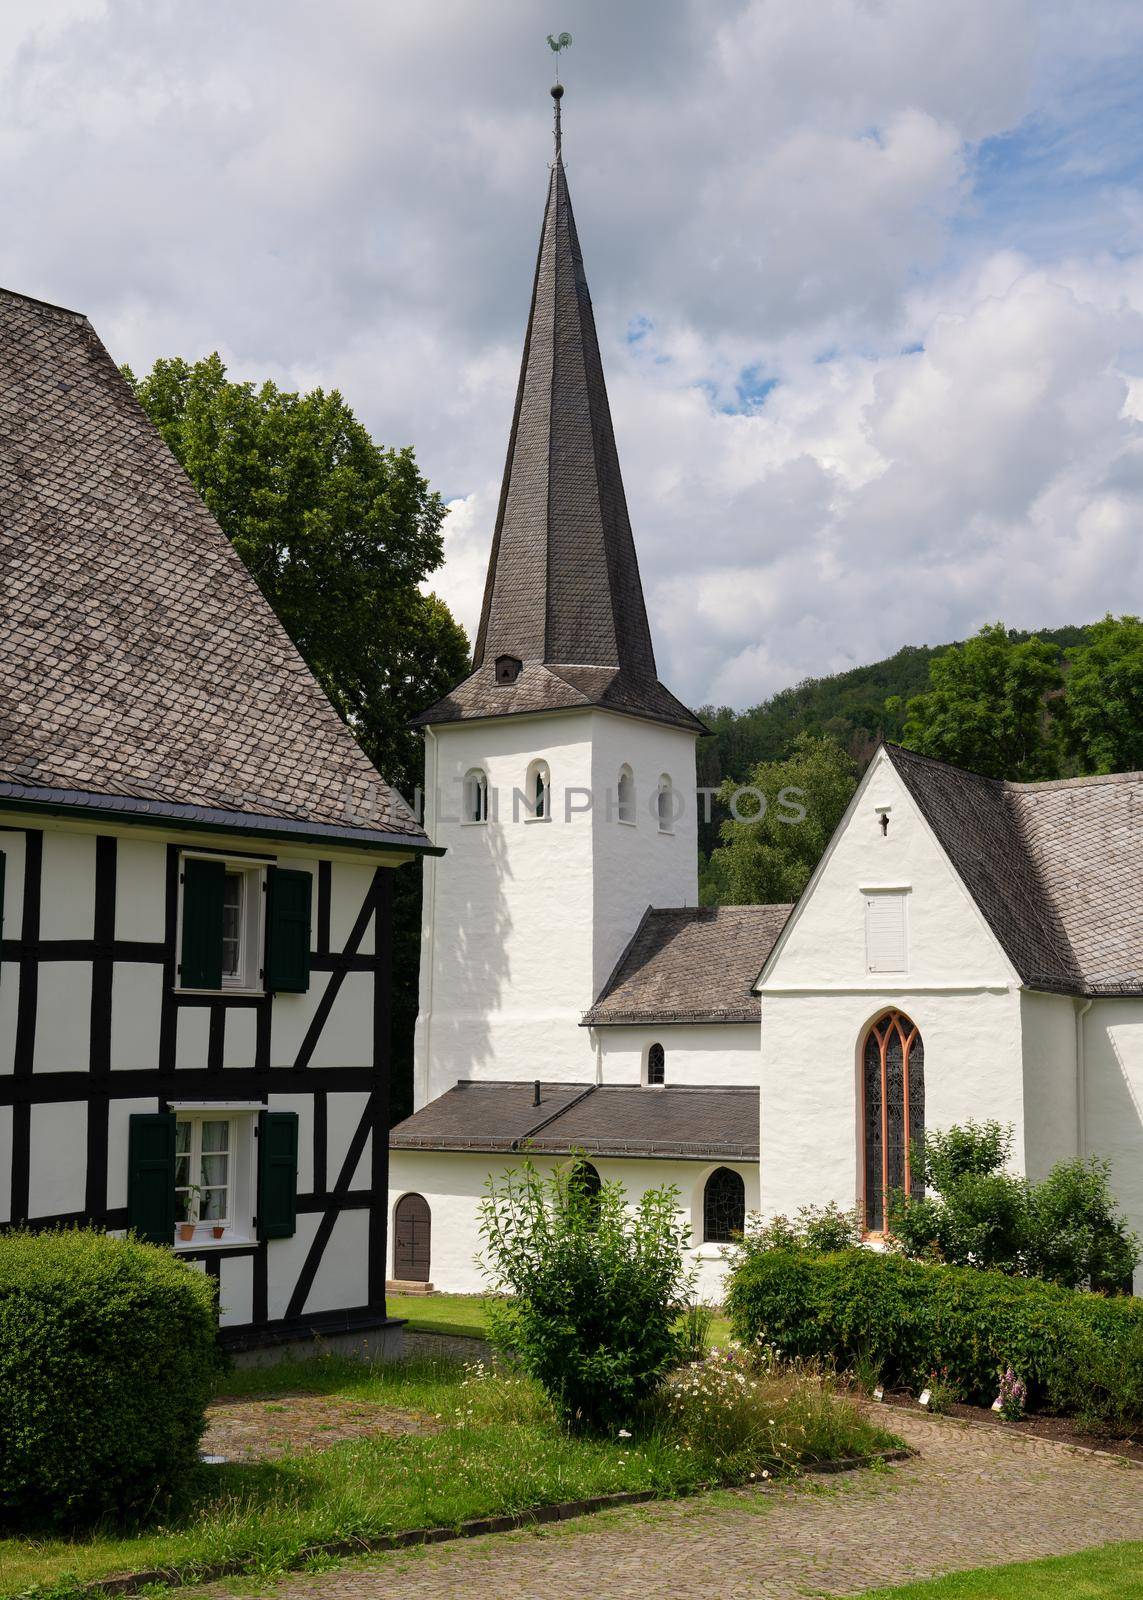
[2,0,1143,709]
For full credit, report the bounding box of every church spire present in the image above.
[416,85,704,735]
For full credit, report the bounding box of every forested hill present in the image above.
[695,623,1095,791]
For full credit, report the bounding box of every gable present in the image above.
[759,749,1016,991]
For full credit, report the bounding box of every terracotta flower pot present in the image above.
[178,1222,196,1242]
[211,1226,225,1240]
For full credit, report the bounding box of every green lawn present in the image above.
[389,1291,733,1348]
[859,1542,1143,1598]
[0,1354,894,1600]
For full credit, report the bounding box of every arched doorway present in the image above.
[862,1010,925,1233]
[393,1192,431,1282]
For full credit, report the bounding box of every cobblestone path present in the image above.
[203,1409,1143,1599]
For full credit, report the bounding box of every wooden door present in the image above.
[393,1192,431,1281]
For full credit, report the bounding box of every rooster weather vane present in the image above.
[547,31,572,82]
[547,32,572,158]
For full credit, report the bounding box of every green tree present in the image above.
[1064,614,1143,774]
[126,355,471,1121]
[701,733,857,906]
[124,353,469,798]
[900,622,1063,779]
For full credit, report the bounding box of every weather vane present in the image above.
[547,31,572,84]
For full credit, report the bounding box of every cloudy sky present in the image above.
[4,1,1143,710]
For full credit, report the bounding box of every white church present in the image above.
[389,89,1143,1298]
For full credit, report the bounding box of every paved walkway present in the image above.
[204,1410,1143,1599]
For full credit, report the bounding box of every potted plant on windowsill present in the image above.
[177,1185,202,1243]
[211,1223,226,1240]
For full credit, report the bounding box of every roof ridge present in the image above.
[0,285,88,322]
[1009,769,1143,793]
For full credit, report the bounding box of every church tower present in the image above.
[413,86,705,1107]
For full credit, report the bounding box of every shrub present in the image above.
[726,1247,1143,1428]
[0,1227,219,1526]
[478,1159,691,1429]
[888,1121,1138,1291]
[736,1202,862,1260]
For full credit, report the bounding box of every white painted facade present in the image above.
[0,809,412,1335]
[757,747,1143,1291]
[414,707,699,1106]
[388,1146,756,1301]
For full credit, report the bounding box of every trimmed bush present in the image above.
[0,1228,219,1526]
[726,1247,1143,1427]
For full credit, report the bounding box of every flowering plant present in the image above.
[996,1365,1027,1421]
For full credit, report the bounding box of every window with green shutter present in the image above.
[180,856,225,989]
[265,868,312,993]
[258,1110,299,1239]
[127,1113,176,1244]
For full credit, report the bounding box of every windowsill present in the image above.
[523,815,552,825]
[460,819,488,827]
[174,986,265,998]
[173,1230,254,1252]
[617,817,636,827]
[657,829,675,837]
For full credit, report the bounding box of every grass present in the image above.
[389,1291,734,1348]
[0,1353,896,1599]
[858,1541,1143,1597]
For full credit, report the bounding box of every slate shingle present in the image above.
[0,288,426,844]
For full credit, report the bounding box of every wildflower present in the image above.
[618,1428,632,1439]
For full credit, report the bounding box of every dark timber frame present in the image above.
[0,822,397,1348]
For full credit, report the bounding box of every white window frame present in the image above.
[863,887,910,974]
[171,1105,259,1250]
[176,853,269,996]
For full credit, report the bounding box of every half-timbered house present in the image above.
[0,285,438,1352]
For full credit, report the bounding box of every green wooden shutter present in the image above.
[180,856,224,989]
[127,1113,176,1244]
[258,1110,299,1240]
[265,867,312,993]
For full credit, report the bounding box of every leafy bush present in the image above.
[478,1159,691,1429]
[736,1202,862,1259]
[0,1228,219,1526]
[888,1121,1138,1292]
[726,1247,1143,1428]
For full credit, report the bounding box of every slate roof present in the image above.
[414,124,705,737]
[0,288,428,848]
[584,904,793,1025]
[885,744,1143,996]
[390,1080,759,1161]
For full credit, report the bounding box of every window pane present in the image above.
[201,1119,229,1153]
[175,1121,191,1154]
[199,1186,228,1221]
[200,1153,229,1188]
[222,873,243,978]
[174,1188,192,1222]
[175,1153,191,1188]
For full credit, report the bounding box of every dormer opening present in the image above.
[495,655,523,685]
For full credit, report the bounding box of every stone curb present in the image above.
[70,1449,913,1599]
[859,1397,1143,1468]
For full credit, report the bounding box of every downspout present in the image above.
[1075,997,1093,1159]
[418,724,439,1111]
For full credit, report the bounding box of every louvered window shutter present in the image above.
[865,893,907,973]
[180,857,225,989]
[258,1110,299,1239]
[127,1113,176,1244]
[265,867,312,993]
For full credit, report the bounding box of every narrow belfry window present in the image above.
[526,759,550,820]
[703,1167,745,1243]
[646,1042,665,1085]
[657,774,674,833]
[862,1009,925,1234]
[617,765,635,824]
[463,769,489,824]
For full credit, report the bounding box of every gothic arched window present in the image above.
[463,768,488,824]
[617,765,635,824]
[568,1158,602,1212]
[703,1167,745,1243]
[646,1042,665,1085]
[862,1009,925,1233]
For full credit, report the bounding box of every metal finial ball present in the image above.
[551,83,564,100]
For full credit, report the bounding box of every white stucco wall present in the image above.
[389,1147,755,1301]
[1020,990,1080,1178]
[1083,1000,1143,1290]
[758,748,1024,1220]
[415,709,698,1106]
[594,1023,759,1086]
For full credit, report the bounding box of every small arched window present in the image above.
[703,1167,745,1243]
[657,774,674,834]
[617,765,635,825]
[525,758,550,821]
[568,1158,602,1213]
[646,1042,665,1085]
[463,768,488,824]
